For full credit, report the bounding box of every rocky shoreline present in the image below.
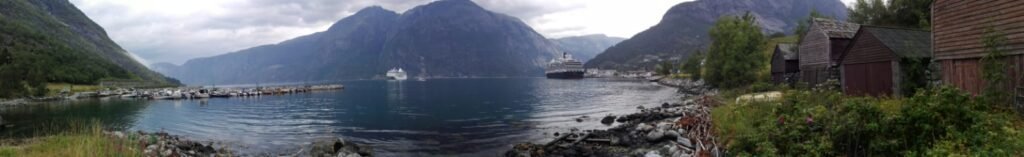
[506,79,720,157]
[101,130,373,157]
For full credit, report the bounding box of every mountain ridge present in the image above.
[159,0,562,85]
[586,0,849,70]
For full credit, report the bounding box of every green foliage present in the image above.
[0,16,136,98]
[849,0,933,29]
[898,58,930,97]
[704,13,766,88]
[980,27,1012,107]
[719,86,1024,156]
[655,61,675,75]
[794,10,830,39]
[680,50,705,79]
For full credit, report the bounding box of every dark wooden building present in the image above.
[771,43,799,84]
[840,26,932,97]
[798,18,860,85]
[933,0,1024,94]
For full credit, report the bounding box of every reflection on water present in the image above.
[0,78,678,156]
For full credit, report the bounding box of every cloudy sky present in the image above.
[70,0,859,65]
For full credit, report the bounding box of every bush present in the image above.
[719,86,1024,156]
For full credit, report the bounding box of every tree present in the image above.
[681,50,705,79]
[704,13,766,88]
[849,0,933,29]
[794,10,830,39]
[655,61,674,75]
[980,27,1011,106]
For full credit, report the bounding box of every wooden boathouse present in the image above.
[932,0,1024,95]
[839,26,932,97]
[798,18,860,86]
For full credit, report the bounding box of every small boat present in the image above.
[194,89,211,99]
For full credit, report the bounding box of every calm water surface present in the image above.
[0,78,679,156]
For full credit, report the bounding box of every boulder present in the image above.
[600,115,616,125]
[664,130,680,139]
[311,137,371,157]
[644,151,663,157]
[636,123,654,132]
[677,137,694,148]
[646,130,665,142]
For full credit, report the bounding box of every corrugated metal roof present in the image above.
[812,18,859,39]
[862,26,932,58]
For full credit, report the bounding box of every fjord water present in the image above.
[0,78,679,156]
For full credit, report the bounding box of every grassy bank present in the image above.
[44,83,101,96]
[0,121,140,157]
[711,86,1024,156]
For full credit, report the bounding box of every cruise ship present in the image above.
[386,68,408,81]
[545,52,585,79]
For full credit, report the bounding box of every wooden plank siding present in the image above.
[771,49,786,84]
[841,29,898,96]
[843,31,895,64]
[940,55,1024,94]
[843,61,894,96]
[799,24,833,85]
[771,46,800,84]
[933,0,1024,94]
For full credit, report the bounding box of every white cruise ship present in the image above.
[386,68,408,81]
[545,52,585,79]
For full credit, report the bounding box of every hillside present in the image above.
[586,0,848,70]
[551,34,626,62]
[0,0,176,97]
[159,0,562,85]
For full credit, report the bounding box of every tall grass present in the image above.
[0,120,141,157]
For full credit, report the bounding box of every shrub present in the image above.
[719,86,1024,156]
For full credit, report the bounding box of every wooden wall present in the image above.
[800,24,831,67]
[844,61,894,96]
[940,55,1024,94]
[842,30,899,96]
[799,24,832,85]
[933,0,1024,94]
[843,30,895,64]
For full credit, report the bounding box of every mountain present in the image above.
[586,0,849,70]
[0,0,175,96]
[161,0,561,85]
[550,34,626,62]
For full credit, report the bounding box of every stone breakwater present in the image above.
[506,80,720,157]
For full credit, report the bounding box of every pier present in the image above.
[69,84,344,100]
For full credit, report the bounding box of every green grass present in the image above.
[44,83,101,96]
[0,121,141,157]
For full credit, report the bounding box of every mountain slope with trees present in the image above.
[0,0,176,98]
[586,0,848,70]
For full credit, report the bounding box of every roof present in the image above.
[776,43,798,60]
[861,26,932,58]
[812,18,860,39]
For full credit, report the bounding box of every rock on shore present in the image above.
[308,137,373,157]
[505,84,721,157]
[104,131,231,157]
